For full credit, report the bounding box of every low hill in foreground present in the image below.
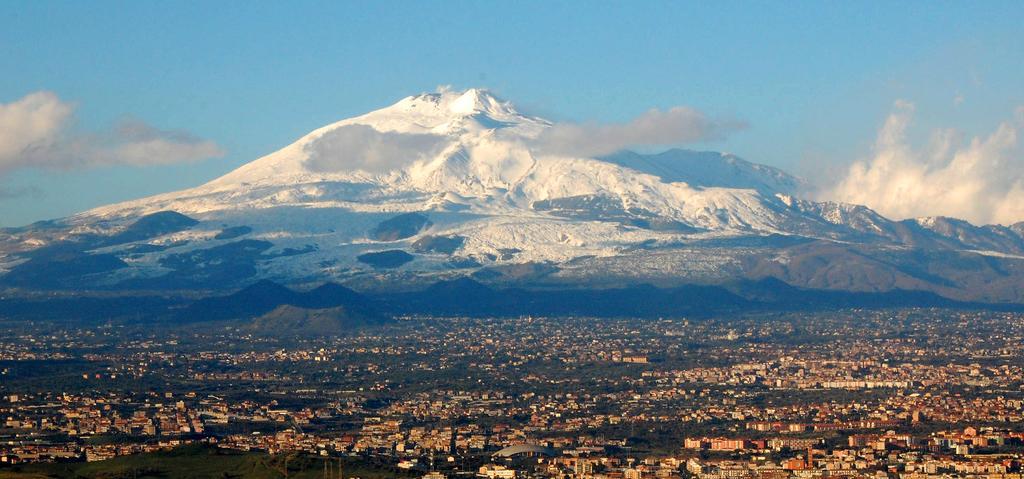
[245,304,391,337]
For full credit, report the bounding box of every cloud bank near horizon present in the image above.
[825,101,1024,226]
[0,91,224,178]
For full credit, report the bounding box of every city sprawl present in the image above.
[2,309,1024,478]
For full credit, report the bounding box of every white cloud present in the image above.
[532,106,745,158]
[0,91,224,176]
[826,100,1024,226]
[304,124,448,174]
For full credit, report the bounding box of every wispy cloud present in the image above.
[0,91,224,176]
[825,101,1024,226]
[532,106,746,158]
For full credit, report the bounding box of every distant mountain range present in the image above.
[2,88,1023,306]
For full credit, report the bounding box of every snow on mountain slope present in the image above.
[5,87,1024,292]
[208,88,550,189]
[81,88,808,232]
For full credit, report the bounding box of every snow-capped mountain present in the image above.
[3,88,1024,301]
[82,88,801,231]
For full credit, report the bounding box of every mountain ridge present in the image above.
[1,88,1023,303]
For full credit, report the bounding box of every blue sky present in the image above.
[2,1,1023,226]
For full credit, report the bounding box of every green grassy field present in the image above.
[0,444,418,479]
